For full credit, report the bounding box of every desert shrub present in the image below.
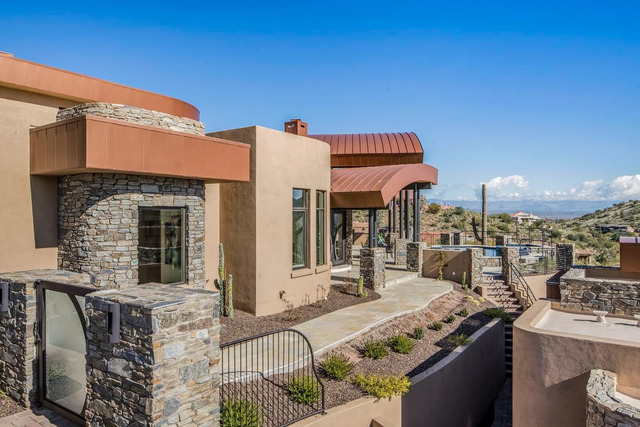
[352,374,411,399]
[412,327,424,340]
[388,334,415,354]
[362,339,389,359]
[443,314,456,324]
[484,307,514,322]
[458,308,469,317]
[448,333,472,347]
[288,376,322,405]
[319,353,354,381]
[221,399,262,427]
[429,321,443,331]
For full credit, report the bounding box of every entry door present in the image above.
[331,210,347,265]
[37,281,92,424]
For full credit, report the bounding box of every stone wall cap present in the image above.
[89,284,217,309]
[0,269,95,287]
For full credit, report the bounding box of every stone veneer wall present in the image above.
[345,210,354,265]
[0,270,94,406]
[469,248,484,288]
[57,102,205,136]
[85,286,221,426]
[560,268,640,315]
[360,248,386,291]
[58,173,205,289]
[394,238,410,266]
[586,369,640,427]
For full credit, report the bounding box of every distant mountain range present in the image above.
[429,199,625,219]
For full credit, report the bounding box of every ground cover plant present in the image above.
[443,314,456,323]
[484,307,513,322]
[458,308,469,317]
[319,353,354,381]
[220,398,263,427]
[448,333,472,347]
[429,321,443,331]
[361,339,389,359]
[412,327,424,340]
[288,376,322,405]
[388,334,415,354]
[352,374,411,399]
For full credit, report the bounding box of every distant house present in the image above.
[511,211,541,225]
[594,224,634,233]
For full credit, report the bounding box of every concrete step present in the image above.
[384,272,420,288]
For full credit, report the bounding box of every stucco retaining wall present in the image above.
[296,318,504,427]
[423,249,472,286]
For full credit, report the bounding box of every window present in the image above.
[138,208,186,284]
[316,191,326,265]
[292,189,308,269]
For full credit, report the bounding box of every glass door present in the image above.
[37,281,92,424]
[331,210,347,265]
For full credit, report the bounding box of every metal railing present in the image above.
[508,262,538,309]
[220,329,325,427]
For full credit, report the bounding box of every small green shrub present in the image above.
[443,314,456,324]
[429,321,443,331]
[388,334,415,354]
[448,333,472,347]
[288,376,322,405]
[352,374,411,398]
[319,353,354,381]
[412,327,424,340]
[484,307,514,322]
[362,339,389,360]
[220,399,262,427]
[458,308,469,317]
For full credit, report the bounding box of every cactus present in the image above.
[357,276,368,298]
[214,243,233,317]
[461,271,468,291]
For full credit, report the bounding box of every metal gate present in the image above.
[36,280,93,425]
[221,329,325,426]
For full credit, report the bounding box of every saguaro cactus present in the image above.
[214,243,234,317]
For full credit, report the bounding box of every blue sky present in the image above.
[2,1,640,203]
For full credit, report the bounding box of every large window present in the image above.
[316,191,326,266]
[292,189,308,269]
[138,208,185,284]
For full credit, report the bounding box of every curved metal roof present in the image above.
[309,132,424,167]
[331,163,438,209]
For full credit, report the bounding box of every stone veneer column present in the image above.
[85,285,220,426]
[586,369,640,427]
[394,239,410,265]
[501,247,519,282]
[0,270,94,407]
[469,248,484,288]
[360,248,386,291]
[556,243,575,271]
[406,242,427,273]
[58,173,205,289]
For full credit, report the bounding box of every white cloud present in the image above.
[476,175,530,200]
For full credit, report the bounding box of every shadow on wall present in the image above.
[30,175,58,248]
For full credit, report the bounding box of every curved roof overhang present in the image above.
[0,53,200,120]
[331,163,438,209]
[309,132,424,167]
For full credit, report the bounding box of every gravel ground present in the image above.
[221,283,381,344]
[0,390,23,418]
[318,284,496,408]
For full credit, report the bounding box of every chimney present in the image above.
[284,118,308,136]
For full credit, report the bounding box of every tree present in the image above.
[428,203,441,214]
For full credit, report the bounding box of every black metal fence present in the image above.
[220,329,325,427]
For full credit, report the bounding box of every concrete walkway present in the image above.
[297,277,453,355]
[0,407,75,427]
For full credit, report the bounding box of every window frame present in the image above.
[292,189,309,270]
[138,206,187,285]
[316,190,326,266]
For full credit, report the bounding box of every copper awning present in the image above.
[30,115,250,183]
[331,163,438,209]
[309,132,424,167]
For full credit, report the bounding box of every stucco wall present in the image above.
[513,301,640,427]
[0,86,76,273]
[210,126,331,316]
[297,319,504,427]
[423,249,471,285]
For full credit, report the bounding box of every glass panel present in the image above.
[332,212,346,264]
[138,208,185,284]
[292,211,307,268]
[45,290,86,415]
[316,191,325,266]
[293,189,306,208]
